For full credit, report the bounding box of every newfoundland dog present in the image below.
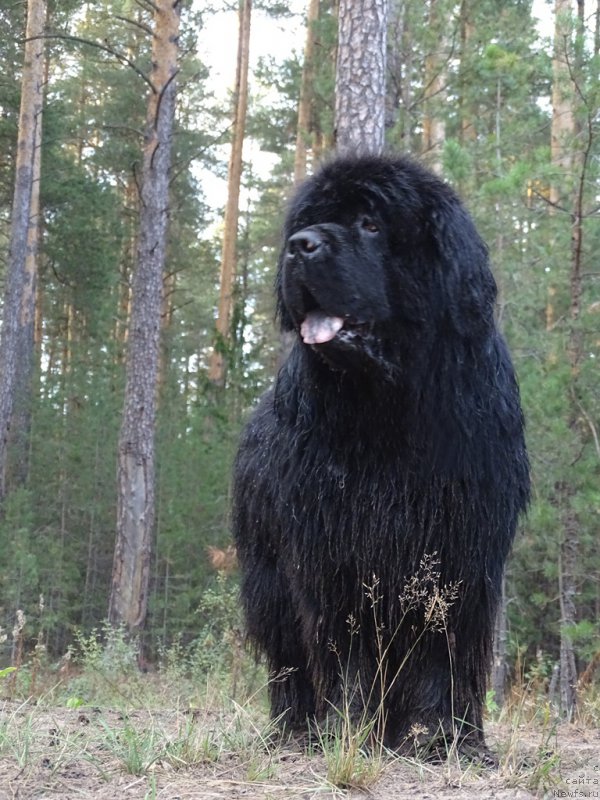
[233,154,529,754]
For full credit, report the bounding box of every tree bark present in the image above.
[0,0,47,502]
[421,0,446,174]
[559,506,579,719]
[550,0,576,210]
[335,0,388,155]
[8,31,48,489]
[208,0,252,387]
[491,574,508,707]
[549,0,588,719]
[109,0,181,634]
[294,0,320,183]
[458,0,476,146]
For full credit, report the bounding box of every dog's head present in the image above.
[277,155,496,372]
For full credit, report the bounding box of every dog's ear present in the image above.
[431,197,497,339]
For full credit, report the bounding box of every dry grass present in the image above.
[0,698,598,799]
[1,600,599,799]
[0,668,598,799]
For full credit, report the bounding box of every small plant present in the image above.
[144,776,157,800]
[8,609,26,694]
[577,682,600,728]
[66,622,144,706]
[485,688,500,717]
[0,704,36,768]
[494,680,562,794]
[65,696,85,709]
[192,573,243,675]
[158,574,260,703]
[161,717,223,769]
[317,711,387,790]
[0,666,16,681]
[98,717,163,776]
[29,594,47,695]
[314,556,464,789]
[72,622,140,676]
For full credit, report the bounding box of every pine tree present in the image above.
[294,0,320,182]
[208,0,252,388]
[109,0,182,635]
[0,0,47,502]
[421,0,447,173]
[335,0,388,153]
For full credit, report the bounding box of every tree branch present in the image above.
[114,15,154,37]
[154,68,180,128]
[573,394,600,462]
[528,186,568,213]
[133,0,159,13]
[26,33,154,91]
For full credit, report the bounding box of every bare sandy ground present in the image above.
[1,701,598,799]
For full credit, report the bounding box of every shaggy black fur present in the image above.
[233,154,529,752]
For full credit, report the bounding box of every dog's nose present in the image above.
[287,229,323,257]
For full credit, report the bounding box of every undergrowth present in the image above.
[0,572,597,796]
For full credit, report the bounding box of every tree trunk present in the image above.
[567,0,586,341]
[458,0,476,146]
[294,0,320,183]
[8,33,47,489]
[558,507,578,719]
[491,574,508,707]
[550,0,576,210]
[421,0,446,174]
[0,0,47,502]
[113,176,138,361]
[549,0,588,719]
[109,0,181,634]
[208,0,252,387]
[335,0,388,155]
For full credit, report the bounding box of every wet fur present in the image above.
[233,154,529,751]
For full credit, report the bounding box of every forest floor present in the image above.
[1,685,599,800]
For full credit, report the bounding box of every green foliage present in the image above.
[41,153,124,333]
[442,139,473,185]
[59,575,246,708]
[99,717,165,776]
[485,688,500,717]
[0,0,598,699]
[71,624,140,677]
[158,573,245,688]
[193,574,242,671]
[64,623,143,706]
[0,489,38,614]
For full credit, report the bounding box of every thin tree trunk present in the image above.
[208,0,252,387]
[421,0,446,174]
[8,33,47,489]
[549,0,587,719]
[567,0,586,344]
[559,510,578,719]
[109,0,181,634]
[550,0,576,210]
[335,0,388,155]
[0,0,47,502]
[491,574,508,707]
[113,177,138,360]
[294,0,320,183]
[458,0,476,146]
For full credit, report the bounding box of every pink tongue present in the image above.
[300,311,344,344]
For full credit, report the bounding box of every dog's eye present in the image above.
[361,218,379,234]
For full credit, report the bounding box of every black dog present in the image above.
[233,154,529,753]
